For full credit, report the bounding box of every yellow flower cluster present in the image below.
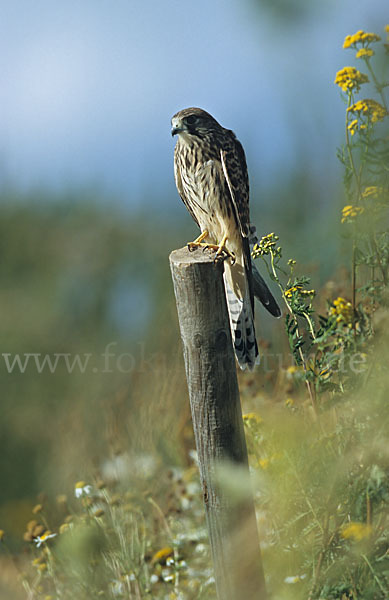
[334,67,369,93]
[329,297,353,325]
[361,186,388,213]
[301,289,316,297]
[343,30,381,49]
[284,284,302,298]
[252,232,279,257]
[341,204,364,223]
[347,119,359,136]
[347,99,387,123]
[284,285,315,299]
[341,521,372,541]
[356,47,374,59]
[363,186,384,199]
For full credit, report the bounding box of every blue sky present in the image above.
[1,0,387,209]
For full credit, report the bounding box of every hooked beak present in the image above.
[171,126,183,137]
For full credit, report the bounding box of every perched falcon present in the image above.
[171,107,280,370]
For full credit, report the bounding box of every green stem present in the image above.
[303,311,316,341]
[361,554,389,596]
[364,58,388,112]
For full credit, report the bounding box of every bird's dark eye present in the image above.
[186,115,197,125]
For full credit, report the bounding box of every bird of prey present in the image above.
[171,107,281,370]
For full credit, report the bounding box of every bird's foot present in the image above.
[187,232,235,264]
[187,230,209,252]
[205,234,236,264]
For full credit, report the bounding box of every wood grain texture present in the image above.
[169,247,267,600]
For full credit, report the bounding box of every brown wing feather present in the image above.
[174,144,200,228]
[220,133,254,312]
[221,131,250,237]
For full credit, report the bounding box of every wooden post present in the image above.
[169,247,267,600]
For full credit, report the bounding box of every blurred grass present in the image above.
[0,193,191,541]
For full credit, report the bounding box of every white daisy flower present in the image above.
[74,481,92,498]
[35,531,57,548]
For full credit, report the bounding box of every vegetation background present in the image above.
[0,1,388,599]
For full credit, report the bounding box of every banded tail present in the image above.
[224,273,259,371]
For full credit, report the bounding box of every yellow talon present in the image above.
[205,234,235,263]
[187,230,209,251]
[215,234,229,259]
[187,232,235,263]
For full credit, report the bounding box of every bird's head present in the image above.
[171,108,222,141]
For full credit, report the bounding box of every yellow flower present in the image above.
[284,285,303,299]
[74,481,92,498]
[334,67,369,93]
[243,412,263,425]
[284,286,315,300]
[341,521,372,541]
[356,48,374,59]
[347,118,358,136]
[361,31,381,43]
[362,186,384,199]
[341,205,364,223]
[0,530,4,541]
[300,289,315,297]
[32,504,43,514]
[34,531,57,548]
[343,29,381,48]
[151,546,174,565]
[286,365,303,375]
[347,99,387,123]
[258,458,269,470]
[329,297,353,324]
[343,34,355,49]
[252,233,279,257]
